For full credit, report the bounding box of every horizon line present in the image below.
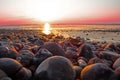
[0,23,120,26]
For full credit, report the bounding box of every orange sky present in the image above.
[0,15,119,25]
[0,0,120,25]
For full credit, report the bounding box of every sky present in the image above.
[0,0,120,25]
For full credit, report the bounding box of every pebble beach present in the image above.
[0,25,120,80]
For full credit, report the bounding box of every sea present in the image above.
[0,24,120,30]
[0,24,120,43]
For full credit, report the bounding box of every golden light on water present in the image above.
[42,23,51,35]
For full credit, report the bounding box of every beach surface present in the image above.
[54,30,120,43]
[0,25,120,43]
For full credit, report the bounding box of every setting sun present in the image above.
[24,0,68,22]
[42,23,51,35]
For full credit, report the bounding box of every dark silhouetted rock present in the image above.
[81,63,115,80]
[0,58,31,80]
[35,56,75,80]
[16,50,34,67]
[88,57,104,65]
[42,42,65,56]
[113,58,120,69]
[97,51,120,62]
[73,66,82,79]
[77,59,87,68]
[115,66,120,80]
[33,48,53,66]
[79,44,94,61]
[0,46,9,58]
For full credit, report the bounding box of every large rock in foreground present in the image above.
[35,56,75,80]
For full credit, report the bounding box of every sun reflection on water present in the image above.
[42,23,51,35]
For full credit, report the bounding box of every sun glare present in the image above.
[42,23,51,35]
[24,0,67,22]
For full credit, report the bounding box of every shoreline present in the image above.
[0,29,120,43]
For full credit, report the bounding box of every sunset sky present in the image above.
[0,0,120,25]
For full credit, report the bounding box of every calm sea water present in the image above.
[0,25,120,30]
[0,25,120,42]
